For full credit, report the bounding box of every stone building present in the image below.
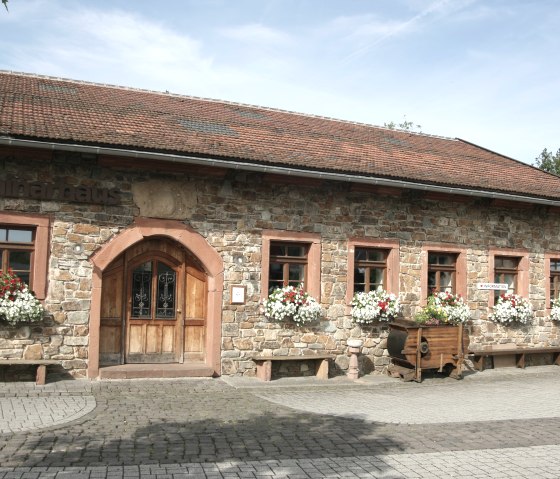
[1,71,560,380]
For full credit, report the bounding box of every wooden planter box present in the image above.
[387,320,469,382]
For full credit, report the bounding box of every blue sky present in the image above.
[1,0,558,164]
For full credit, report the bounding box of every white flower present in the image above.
[550,298,560,322]
[262,285,321,325]
[489,293,533,324]
[0,287,44,325]
[351,288,400,324]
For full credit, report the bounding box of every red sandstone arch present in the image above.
[88,218,223,378]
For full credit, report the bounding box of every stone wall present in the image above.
[1,150,560,378]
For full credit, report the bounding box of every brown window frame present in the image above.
[353,247,388,294]
[550,259,560,307]
[420,245,467,306]
[428,253,457,294]
[493,255,520,301]
[0,226,36,289]
[261,230,321,301]
[0,213,50,300]
[268,241,309,293]
[488,249,528,309]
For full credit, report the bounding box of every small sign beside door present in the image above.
[477,283,509,291]
[231,285,246,304]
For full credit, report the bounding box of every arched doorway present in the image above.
[88,218,223,379]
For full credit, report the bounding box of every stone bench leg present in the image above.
[36,364,47,385]
[515,353,526,369]
[473,355,485,371]
[256,360,272,381]
[554,352,560,366]
[315,358,329,380]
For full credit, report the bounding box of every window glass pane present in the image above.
[131,261,152,318]
[8,251,31,271]
[367,249,386,262]
[440,271,453,292]
[7,229,33,243]
[354,267,365,284]
[268,263,284,292]
[270,244,285,256]
[354,283,365,293]
[504,273,516,292]
[370,268,384,288]
[287,245,305,257]
[496,257,518,269]
[428,271,437,290]
[0,229,6,241]
[17,272,30,285]
[429,253,456,266]
[269,263,283,281]
[551,260,560,272]
[288,264,304,283]
[156,262,176,319]
[355,248,366,262]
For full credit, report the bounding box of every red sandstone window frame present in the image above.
[261,231,321,301]
[544,254,560,311]
[421,244,467,305]
[0,212,49,300]
[346,239,399,305]
[488,248,529,308]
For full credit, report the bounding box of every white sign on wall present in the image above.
[477,283,509,291]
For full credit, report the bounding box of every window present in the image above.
[0,227,35,287]
[488,248,528,308]
[0,213,49,299]
[268,242,308,292]
[131,259,177,320]
[550,259,560,307]
[428,253,457,293]
[353,248,388,293]
[261,231,321,300]
[494,256,520,301]
[347,239,399,305]
[421,245,467,304]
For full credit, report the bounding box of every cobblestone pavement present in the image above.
[0,366,559,478]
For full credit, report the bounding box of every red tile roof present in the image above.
[1,71,559,201]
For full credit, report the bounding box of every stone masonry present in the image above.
[1,151,560,378]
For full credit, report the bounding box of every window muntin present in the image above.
[0,226,35,287]
[494,256,520,301]
[131,260,177,320]
[268,242,308,292]
[428,253,457,293]
[354,247,388,293]
[550,260,560,307]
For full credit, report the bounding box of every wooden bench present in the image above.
[469,347,560,371]
[253,354,335,381]
[0,359,59,385]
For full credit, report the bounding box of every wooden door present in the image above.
[125,252,184,363]
[99,238,208,366]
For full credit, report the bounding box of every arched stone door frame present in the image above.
[88,217,224,379]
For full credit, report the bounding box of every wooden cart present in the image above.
[387,320,469,382]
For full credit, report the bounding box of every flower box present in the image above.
[387,320,469,382]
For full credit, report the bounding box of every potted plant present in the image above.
[0,269,44,325]
[387,291,470,382]
[262,285,321,326]
[414,291,471,325]
[351,288,401,324]
[489,293,533,324]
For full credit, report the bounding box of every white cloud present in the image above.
[219,23,293,45]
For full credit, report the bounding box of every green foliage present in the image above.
[534,148,560,176]
[384,116,422,132]
[2,0,7,12]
